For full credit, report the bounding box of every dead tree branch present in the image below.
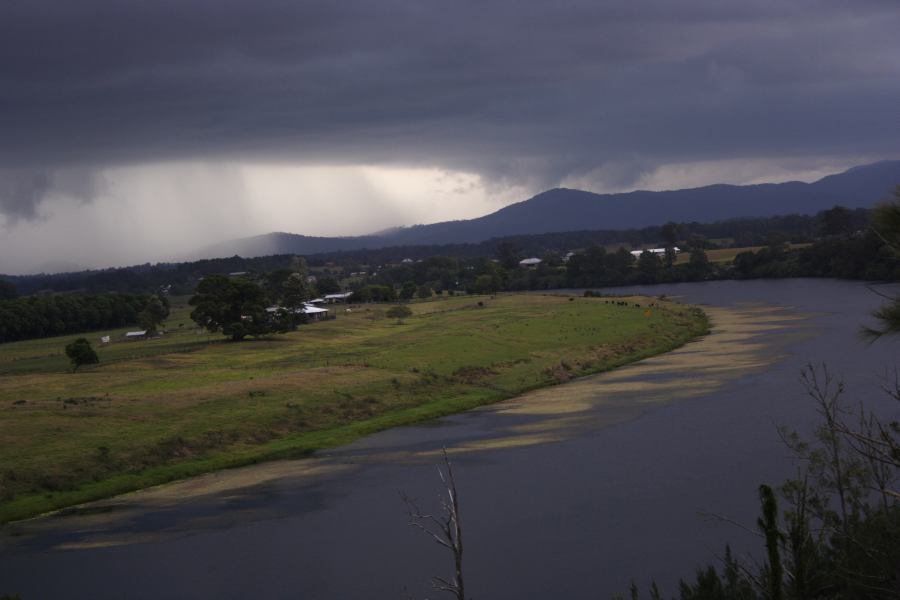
[400,448,466,600]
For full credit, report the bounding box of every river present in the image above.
[1,279,899,599]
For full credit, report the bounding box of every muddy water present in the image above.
[1,279,898,599]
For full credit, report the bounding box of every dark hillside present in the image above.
[194,160,900,258]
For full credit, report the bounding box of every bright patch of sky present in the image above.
[0,162,532,274]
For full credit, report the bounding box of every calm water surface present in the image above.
[2,279,899,599]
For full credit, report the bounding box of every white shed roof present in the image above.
[302,305,329,314]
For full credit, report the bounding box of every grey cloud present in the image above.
[0,170,52,223]
[0,169,100,224]
[1,0,900,194]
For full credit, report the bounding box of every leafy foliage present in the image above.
[386,305,413,322]
[137,294,170,334]
[64,337,99,372]
[636,365,900,600]
[0,292,165,343]
[189,275,281,341]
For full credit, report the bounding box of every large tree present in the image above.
[189,276,275,341]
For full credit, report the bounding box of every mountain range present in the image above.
[194,160,900,259]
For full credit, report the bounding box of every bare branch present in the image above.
[400,448,466,600]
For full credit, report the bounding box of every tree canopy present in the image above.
[0,292,163,344]
[189,276,281,341]
[137,294,169,334]
[64,338,99,372]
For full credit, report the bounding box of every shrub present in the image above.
[64,338,99,372]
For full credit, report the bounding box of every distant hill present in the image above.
[193,160,900,259]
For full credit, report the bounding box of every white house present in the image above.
[519,257,542,267]
[301,305,330,321]
[266,303,330,321]
[324,292,354,303]
[630,247,681,258]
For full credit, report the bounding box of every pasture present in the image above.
[0,293,707,522]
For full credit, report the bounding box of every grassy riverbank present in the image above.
[0,293,707,523]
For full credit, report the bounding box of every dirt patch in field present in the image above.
[452,365,498,384]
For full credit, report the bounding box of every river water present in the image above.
[1,279,899,599]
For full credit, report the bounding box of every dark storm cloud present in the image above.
[0,170,51,222]
[2,0,900,217]
[0,168,100,224]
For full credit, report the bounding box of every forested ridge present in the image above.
[0,208,875,297]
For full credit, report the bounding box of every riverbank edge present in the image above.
[1,300,710,525]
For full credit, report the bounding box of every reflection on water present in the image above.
[2,279,899,600]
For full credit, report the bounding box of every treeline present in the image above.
[349,225,898,297]
[731,230,900,281]
[0,293,164,343]
[356,245,712,294]
[1,209,870,298]
[306,209,865,270]
[3,254,303,297]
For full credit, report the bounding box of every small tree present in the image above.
[137,294,169,334]
[386,305,413,323]
[65,338,99,372]
[400,281,417,301]
[281,272,313,328]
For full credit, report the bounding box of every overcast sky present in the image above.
[2,0,900,274]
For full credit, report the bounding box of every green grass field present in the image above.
[0,293,708,523]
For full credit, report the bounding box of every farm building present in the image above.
[301,305,330,321]
[629,247,681,258]
[324,292,354,303]
[265,303,331,322]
